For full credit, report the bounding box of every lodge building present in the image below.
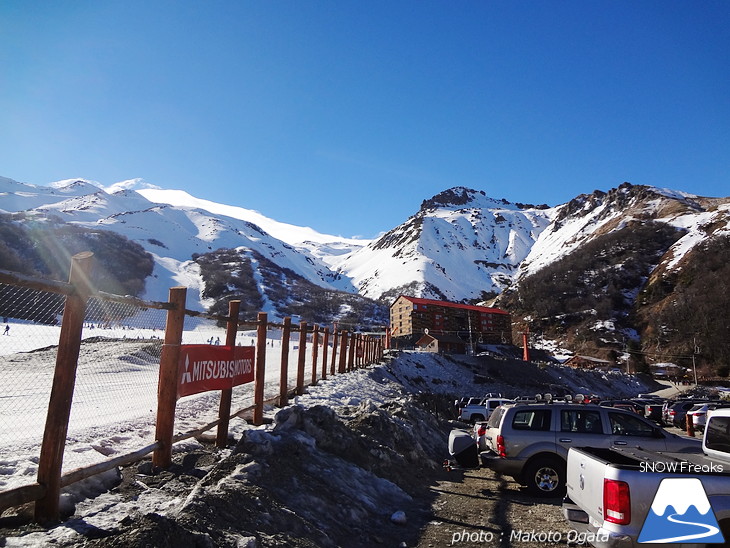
[389,295,512,352]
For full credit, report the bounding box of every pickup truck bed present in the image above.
[563,446,730,547]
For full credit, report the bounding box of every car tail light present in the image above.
[477,425,487,437]
[695,412,706,417]
[496,435,506,457]
[603,479,631,525]
[669,410,676,416]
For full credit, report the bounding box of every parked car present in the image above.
[643,401,665,424]
[688,401,730,432]
[458,397,512,423]
[477,402,701,497]
[664,398,708,428]
[600,399,643,414]
[473,421,490,451]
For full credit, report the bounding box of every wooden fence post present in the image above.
[310,324,319,386]
[279,317,291,407]
[34,252,94,523]
[253,312,267,425]
[216,300,240,448]
[356,334,361,369]
[330,327,338,376]
[321,327,329,380]
[348,332,356,371]
[152,287,187,470]
[338,330,348,374]
[296,321,307,395]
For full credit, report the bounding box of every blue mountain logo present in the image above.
[638,477,725,543]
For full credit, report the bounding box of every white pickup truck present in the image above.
[458,397,512,422]
[562,407,730,547]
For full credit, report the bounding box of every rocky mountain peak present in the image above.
[420,187,509,212]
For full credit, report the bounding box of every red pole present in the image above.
[522,331,530,362]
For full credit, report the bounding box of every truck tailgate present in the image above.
[565,446,610,525]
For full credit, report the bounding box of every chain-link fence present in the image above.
[0,284,67,454]
[0,264,384,520]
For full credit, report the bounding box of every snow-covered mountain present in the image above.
[0,177,364,311]
[494,183,730,367]
[518,183,730,281]
[335,187,555,301]
[1,176,728,323]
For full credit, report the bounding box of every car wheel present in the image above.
[469,414,485,423]
[524,457,565,497]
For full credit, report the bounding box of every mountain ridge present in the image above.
[1,175,729,372]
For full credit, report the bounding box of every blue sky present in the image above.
[1,1,728,238]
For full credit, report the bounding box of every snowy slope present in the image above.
[0,178,359,309]
[134,186,368,249]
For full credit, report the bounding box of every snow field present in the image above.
[0,319,326,493]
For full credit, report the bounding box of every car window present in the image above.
[487,406,506,428]
[609,412,655,436]
[511,409,551,431]
[706,416,730,452]
[560,409,603,434]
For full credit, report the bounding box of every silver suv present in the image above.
[481,402,701,497]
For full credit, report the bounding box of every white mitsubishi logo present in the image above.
[181,354,192,384]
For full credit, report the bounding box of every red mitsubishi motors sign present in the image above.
[177,345,255,398]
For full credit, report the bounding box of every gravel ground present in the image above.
[416,465,579,548]
[415,421,700,548]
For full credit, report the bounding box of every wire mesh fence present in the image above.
[66,299,168,466]
[0,283,68,453]
[0,266,383,517]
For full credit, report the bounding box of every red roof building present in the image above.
[389,295,512,350]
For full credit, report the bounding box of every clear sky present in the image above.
[1,1,728,238]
